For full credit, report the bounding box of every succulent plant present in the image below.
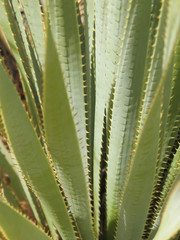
[0,0,180,239]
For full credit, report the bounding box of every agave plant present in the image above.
[0,0,180,239]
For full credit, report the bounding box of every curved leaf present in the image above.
[43,22,94,240]
[0,0,41,133]
[0,62,76,239]
[106,1,153,238]
[47,0,88,174]
[19,0,44,67]
[154,180,180,240]
[0,199,51,240]
[0,140,41,223]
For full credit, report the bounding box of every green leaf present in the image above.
[143,2,180,236]
[154,179,180,240]
[84,0,94,65]
[163,0,180,69]
[47,0,88,173]
[159,38,180,169]
[11,0,43,112]
[83,0,95,177]
[43,21,94,240]
[19,0,44,67]
[105,1,153,237]
[0,0,41,134]
[0,141,27,203]
[115,0,180,235]
[140,0,166,124]
[159,144,180,217]
[162,39,180,154]
[143,57,176,238]
[0,62,76,239]
[0,140,41,223]
[115,80,162,240]
[0,199,51,240]
[93,0,108,235]
[157,57,174,166]
[47,6,92,229]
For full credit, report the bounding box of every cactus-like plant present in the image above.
[0,0,180,239]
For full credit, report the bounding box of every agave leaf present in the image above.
[83,0,95,174]
[27,35,43,97]
[140,0,166,124]
[11,0,43,107]
[1,186,19,210]
[93,0,108,234]
[19,0,44,68]
[115,80,162,240]
[94,0,135,235]
[0,1,41,133]
[84,0,94,64]
[43,21,94,240]
[168,40,180,123]
[153,4,180,167]
[1,0,37,95]
[0,199,51,240]
[47,0,88,173]
[158,142,180,221]
[105,1,153,237]
[154,177,180,240]
[157,57,174,163]
[0,141,27,203]
[0,140,41,223]
[115,0,180,236]
[163,0,180,69]
[162,39,180,157]
[0,62,76,239]
[142,58,176,239]
[143,4,180,237]
[83,0,95,108]
[103,0,133,114]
